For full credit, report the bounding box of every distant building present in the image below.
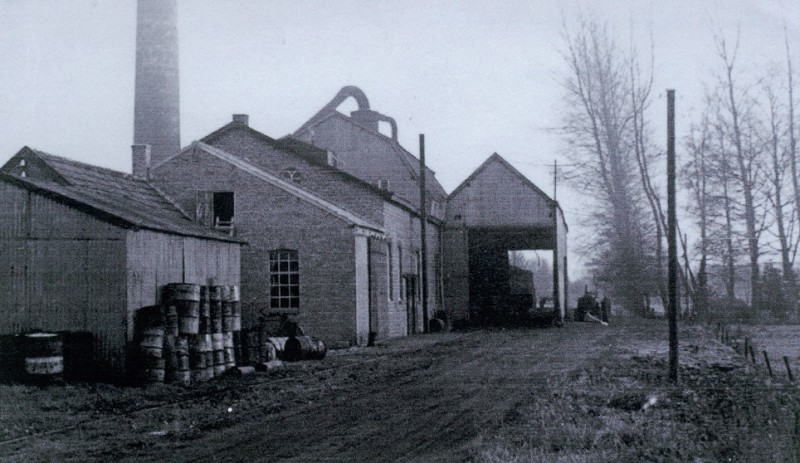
[0,147,242,376]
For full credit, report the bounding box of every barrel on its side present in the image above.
[283,336,327,362]
[22,332,64,384]
[267,337,289,360]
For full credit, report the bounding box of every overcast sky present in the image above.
[1,0,798,278]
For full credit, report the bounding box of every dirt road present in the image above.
[152,324,616,462]
[3,322,639,462]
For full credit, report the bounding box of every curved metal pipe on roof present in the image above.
[304,86,371,129]
[375,113,397,141]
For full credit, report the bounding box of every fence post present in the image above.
[763,350,773,377]
[784,356,794,382]
[748,345,757,364]
[744,337,749,357]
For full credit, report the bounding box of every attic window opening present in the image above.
[282,167,303,184]
[213,192,234,228]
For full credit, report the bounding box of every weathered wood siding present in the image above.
[0,182,129,371]
[447,159,552,228]
[442,224,470,323]
[125,229,241,343]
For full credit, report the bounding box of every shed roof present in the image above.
[0,147,244,243]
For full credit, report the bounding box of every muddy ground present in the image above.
[0,319,797,462]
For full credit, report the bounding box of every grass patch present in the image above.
[473,340,800,462]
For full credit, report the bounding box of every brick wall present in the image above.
[153,147,361,347]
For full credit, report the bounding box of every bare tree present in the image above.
[762,72,797,312]
[714,34,765,309]
[560,18,659,313]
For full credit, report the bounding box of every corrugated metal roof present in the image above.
[0,147,244,243]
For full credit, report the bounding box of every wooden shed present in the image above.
[444,153,568,326]
[0,147,243,377]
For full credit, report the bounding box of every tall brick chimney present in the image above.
[134,0,180,169]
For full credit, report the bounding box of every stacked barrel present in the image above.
[134,305,166,383]
[134,283,241,384]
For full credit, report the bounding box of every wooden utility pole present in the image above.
[553,159,558,201]
[667,89,679,382]
[419,134,429,333]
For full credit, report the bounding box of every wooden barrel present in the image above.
[199,286,211,334]
[223,332,235,370]
[210,286,223,334]
[163,335,178,384]
[261,340,277,363]
[203,334,214,379]
[138,327,164,358]
[190,334,210,383]
[229,285,241,332]
[141,359,165,383]
[137,327,164,383]
[284,336,327,361]
[164,304,179,337]
[189,335,207,371]
[174,336,190,385]
[212,333,225,376]
[22,332,64,383]
[220,286,233,332]
[163,283,201,335]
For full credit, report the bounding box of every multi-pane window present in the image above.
[270,249,299,310]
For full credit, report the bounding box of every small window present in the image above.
[213,192,234,228]
[270,249,299,310]
[430,200,440,217]
[282,167,303,183]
